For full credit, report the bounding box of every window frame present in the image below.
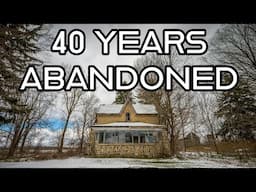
[125,112,131,121]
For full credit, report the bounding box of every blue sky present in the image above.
[44,118,74,131]
[0,118,74,132]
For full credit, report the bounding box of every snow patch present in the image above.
[97,103,157,114]
[92,122,164,127]
[0,156,255,168]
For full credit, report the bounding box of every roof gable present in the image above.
[97,104,123,114]
[133,103,157,114]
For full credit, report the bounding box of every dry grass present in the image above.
[186,141,256,156]
[0,148,86,162]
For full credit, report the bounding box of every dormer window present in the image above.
[126,112,130,121]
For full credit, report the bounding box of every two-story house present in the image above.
[89,100,170,157]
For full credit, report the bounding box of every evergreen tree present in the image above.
[114,90,133,104]
[0,24,44,125]
[114,81,133,104]
[216,77,256,141]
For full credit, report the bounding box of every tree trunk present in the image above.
[211,131,219,153]
[20,135,27,153]
[58,115,70,153]
[7,121,25,158]
[20,129,30,153]
[165,92,176,156]
[7,132,20,158]
[20,119,33,153]
[206,113,219,153]
[168,118,176,156]
[79,127,85,153]
[5,130,12,148]
[170,128,175,155]
[182,126,186,152]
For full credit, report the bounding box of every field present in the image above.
[186,141,256,154]
[0,151,256,168]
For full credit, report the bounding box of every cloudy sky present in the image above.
[36,24,222,122]
[44,24,220,106]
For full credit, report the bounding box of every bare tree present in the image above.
[197,92,220,153]
[210,24,256,81]
[175,91,194,152]
[135,52,193,156]
[77,93,98,153]
[19,91,54,153]
[6,89,54,157]
[58,89,84,153]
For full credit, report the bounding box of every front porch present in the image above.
[89,122,170,157]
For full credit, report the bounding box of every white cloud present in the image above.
[43,24,220,116]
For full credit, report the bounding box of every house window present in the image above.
[98,132,104,143]
[105,132,114,144]
[113,132,119,143]
[133,136,139,143]
[125,132,132,143]
[140,135,145,143]
[125,112,130,121]
[145,132,158,143]
[96,131,159,144]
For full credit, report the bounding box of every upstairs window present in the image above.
[125,112,130,121]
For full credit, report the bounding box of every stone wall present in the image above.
[94,144,162,158]
[89,129,170,158]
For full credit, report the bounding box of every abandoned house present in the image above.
[182,132,201,147]
[89,100,170,157]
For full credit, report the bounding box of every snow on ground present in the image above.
[0,156,255,168]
